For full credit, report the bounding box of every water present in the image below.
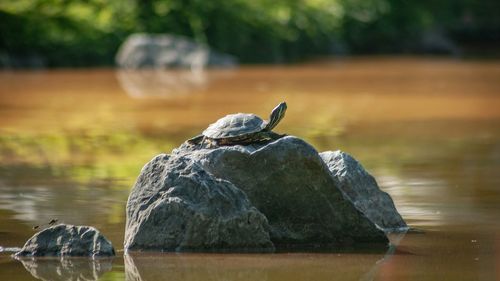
[0,57,499,280]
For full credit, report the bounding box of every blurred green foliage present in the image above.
[0,131,173,185]
[0,0,135,66]
[1,0,499,67]
[340,0,500,54]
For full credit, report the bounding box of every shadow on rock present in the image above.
[16,257,113,281]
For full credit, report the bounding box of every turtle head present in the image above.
[265,102,287,131]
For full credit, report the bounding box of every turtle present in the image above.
[187,102,287,147]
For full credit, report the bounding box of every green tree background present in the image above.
[1,0,499,67]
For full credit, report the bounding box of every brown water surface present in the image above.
[0,57,499,280]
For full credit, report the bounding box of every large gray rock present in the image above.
[15,224,115,258]
[124,154,274,252]
[125,136,394,252]
[116,33,237,70]
[189,137,388,246]
[320,151,408,232]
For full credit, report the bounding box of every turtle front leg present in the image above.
[187,134,204,145]
[187,135,213,149]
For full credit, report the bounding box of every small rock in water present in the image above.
[15,224,115,258]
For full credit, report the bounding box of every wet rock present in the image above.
[116,33,237,70]
[125,136,394,252]
[18,258,112,281]
[189,137,388,246]
[124,154,274,252]
[15,224,115,258]
[320,151,408,232]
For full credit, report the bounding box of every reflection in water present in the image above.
[124,249,393,281]
[0,184,127,223]
[0,246,22,253]
[359,233,407,281]
[378,175,448,227]
[17,257,112,281]
[116,69,207,98]
[0,182,130,247]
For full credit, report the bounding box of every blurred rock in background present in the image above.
[115,33,237,70]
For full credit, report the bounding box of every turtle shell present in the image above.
[202,113,267,139]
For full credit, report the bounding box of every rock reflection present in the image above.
[116,69,207,98]
[360,232,407,281]
[124,251,384,281]
[17,257,112,281]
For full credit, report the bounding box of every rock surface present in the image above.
[116,33,237,70]
[125,136,399,252]
[321,151,408,232]
[15,224,115,258]
[191,137,388,246]
[124,154,274,252]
